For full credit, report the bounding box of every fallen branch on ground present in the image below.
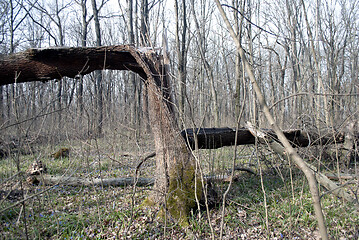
[39,175,154,187]
[325,173,359,181]
[30,167,255,188]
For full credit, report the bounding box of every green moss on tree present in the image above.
[141,159,202,228]
[167,162,202,227]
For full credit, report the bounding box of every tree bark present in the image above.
[0,46,146,84]
[125,0,141,130]
[181,127,345,149]
[190,0,219,126]
[0,45,199,227]
[91,0,103,136]
[175,0,188,121]
[78,0,89,122]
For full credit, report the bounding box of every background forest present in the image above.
[0,0,358,239]
[1,0,359,133]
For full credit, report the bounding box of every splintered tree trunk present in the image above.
[141,53,200,226]
[0,45,200,227]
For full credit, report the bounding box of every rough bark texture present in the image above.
[0,46,146,84]
[140,52,199,227]
[182,127,346,149]
[0,45,199,227]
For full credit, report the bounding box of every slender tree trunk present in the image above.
[190,0,219,126]
[9,0,14,54]
[285,0,301,126]
[55,0,64,130]
[7,0,15,124]
[300,0,330,126]
[91,0,103,137]
[78,0,88,122]
[233,0,244,120]
[140,0,149,45]
[140,0,150,132]
[175,0,188,123]
[125,0,141,130]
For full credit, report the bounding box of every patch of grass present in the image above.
[0,205,20,222]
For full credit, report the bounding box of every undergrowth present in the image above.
[0,137,358,239]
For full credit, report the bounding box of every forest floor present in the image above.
[0,133,358,239]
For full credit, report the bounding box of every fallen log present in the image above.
[38,175,154,187]
[32,167,255,187]
[325,173,359,181]
[181,127,346,149]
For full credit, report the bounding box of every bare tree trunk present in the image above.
[300,0,330,127]
[140,0,149,45]
[190,0,219,126]
[39,175,154,187]
[233,0,244,120]
[124,0,141,130]
[182,127,345,149]
[91,0,103,137]
[140,0,150,132]
[175,0,188,123]
[77,0,89,123]
[55,0,64,131]
[285,0,301,126]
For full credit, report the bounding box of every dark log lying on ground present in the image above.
[181,127,254,149]
[181,127,346,149]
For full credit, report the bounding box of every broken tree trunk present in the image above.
[0,45,200,227]
[0,46,147,84]
[181,127,346,149]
